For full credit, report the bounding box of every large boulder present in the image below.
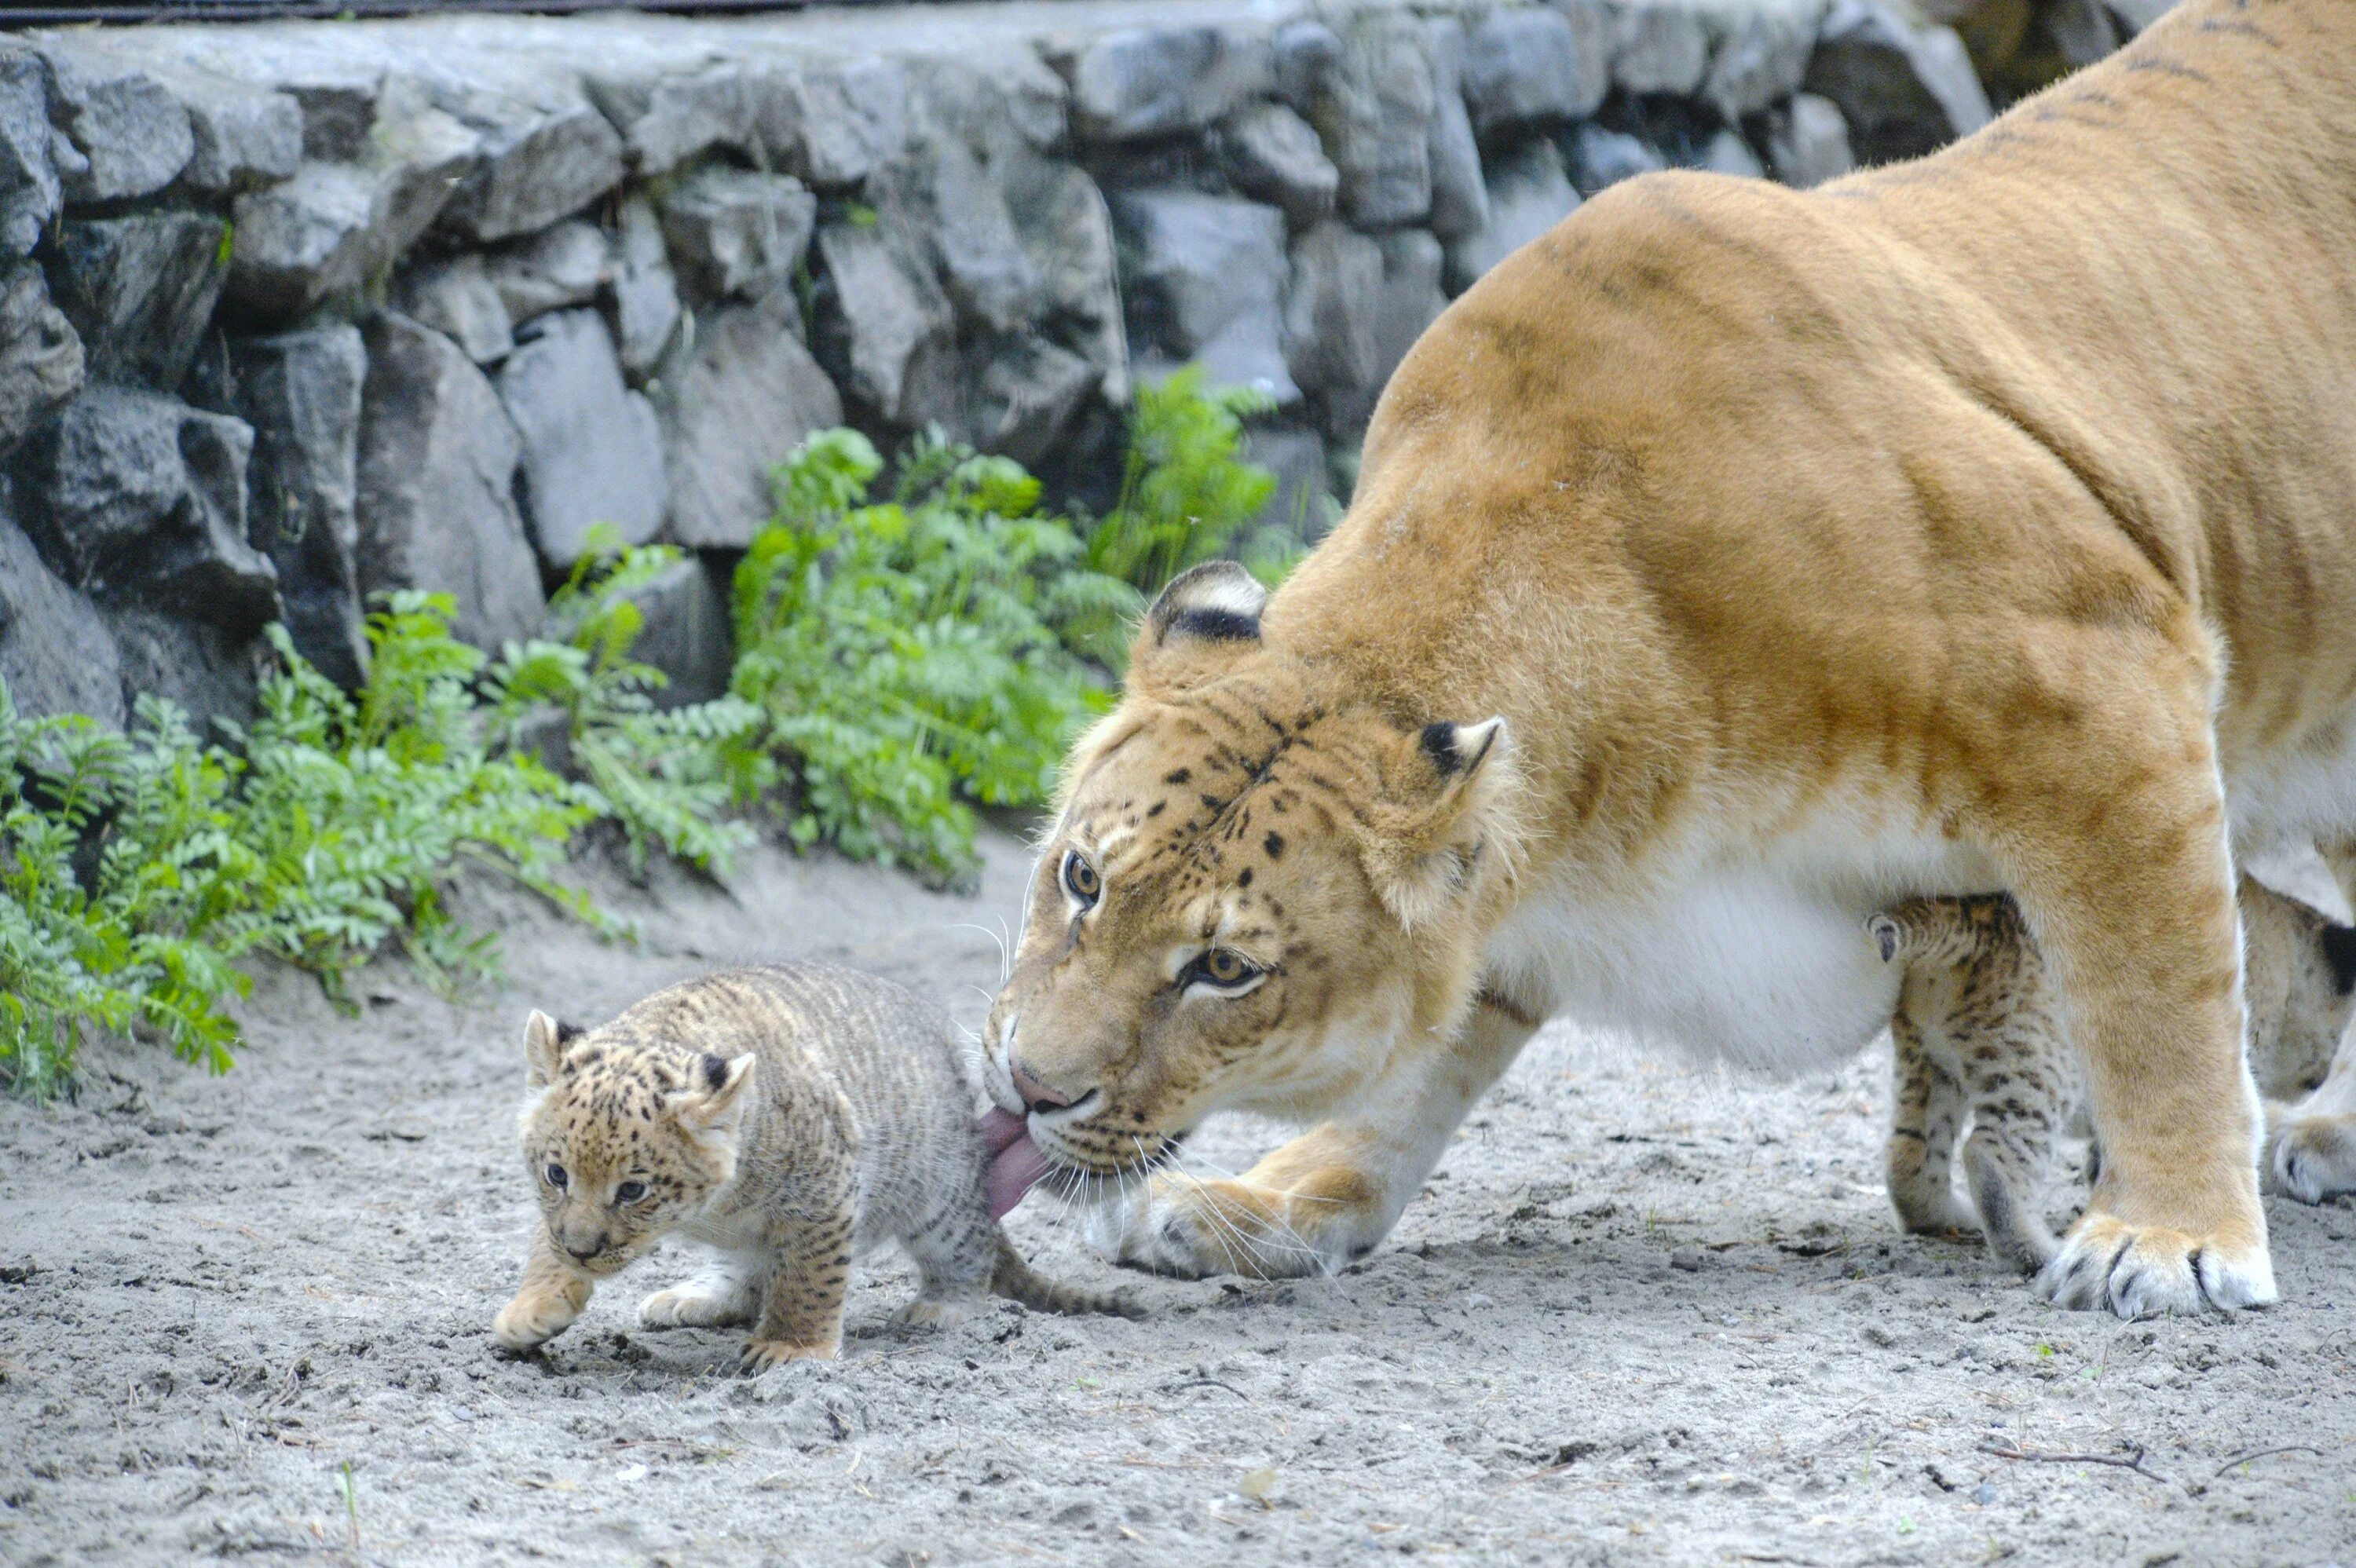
[1305,13,1436,231]
[960,335,1101,470]
[1282,221,1383,425]
[1700,0,1827,122]
[1419,20,1489,243]
[37,38,195,204]
[390,253,514,366]
[1005,161,1128,406]
[433,93,625,246]
[662,293,844,550]
[482,219,607,327]
[1566,122,1667,196]
[810,219,958,431]
[1110,189,1296,403]
[1220,101,1340,229]
[0,509,123,726]
[496,309,666,571]
[13,382,277,637]
[101,608,263,738]
[869,142,1037,338]
[1322,228,1448,434]
[785,57,909,188]
[1462,7,1604,140]
[596,554,733,709]
[0,46,60,258]
[49,211,230,389]
[1608,0,1713,95]
[609,197,682,378]
[354,313,544,651]
[0,261,85,459]
[657,166,816,304]
[1446,140,1580,294]
[216,325,369,688]
[167,66,304,196]
[1243,425,1335,545]
[1805,0,1992,165]
[1056,26,1274,143]
[584,62,764,178]
[1765,93,1855,188]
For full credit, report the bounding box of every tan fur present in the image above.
[987,0,2356,1315]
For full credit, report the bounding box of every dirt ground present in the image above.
[2,826,2351,1568]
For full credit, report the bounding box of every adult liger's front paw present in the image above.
[1084,1172,1355,1280]
[2270,1114,2356,1204]
[2033,1209,2277,1318]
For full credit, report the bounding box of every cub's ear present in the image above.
[1355,718,1513,930]
[1128,561,1268,697]
[523,1010,584,1087]
[671,1051,758,1141]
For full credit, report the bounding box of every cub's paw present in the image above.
[2270,1114,2356,1205]
[1085,1172,1340,1280]
[492,1292,579,1354]
[891,1298,979,1330]
[638,1283,752,1330]
[739,1336,839,1373]
[2033,1210,2276,1318]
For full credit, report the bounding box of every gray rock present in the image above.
[584,63,760,177]
[355,312,544,651]
[662,293,843,550]
[0,509,123,726]
[1282,221,1383,418]
[1244,426,1334,545]
[599,554,732,708]
[2108,0,2175,32]
[810,220,957,431]
[1060,26,1274,143]
[1463,7,1597,139]
[483,219,606,327]
[166,66,304,195]
[1805,0,1992,164]
[0,47,60,257]
[101,607,262,737]
[436,101,626,245]
[1445,139,1580,294]
[1567,122,1667,196]
[1307,12,1436,231]
[0,261,84,458]
[1359,229,1448,418]
[889,148,1037,335]
[1700,0,1827,122]
[786,57,909,188]
[1271,19,1344,114]
[221,325,369,688]
[38,39,195,203]
[1553,0,1618,107]
[659,166,816,304]
[610,197,682,378]
[961,334,1099,470]
[14,382,277,636]
[1005,160,1127,406]
[1697,127,1766,178]
[1610,0,1712,95]
[50,211,230,389]
[1110,189,1296,404]
[496,310,665,570]
[227,82,480,320]
[1220,102,1341,229]
[269,60,383,163]
[2048,0,2121,68]
[1419,20,1489,242]
[391,254,514,366]
[1765,93,1854,188]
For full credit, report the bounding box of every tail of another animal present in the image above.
[991,1234,1147,1319]
[1868,895,2024,970]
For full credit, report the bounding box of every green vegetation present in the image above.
[0,376,1288,1092]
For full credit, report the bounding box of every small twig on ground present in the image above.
[1168,1378,1251,1402]
[2210,1445,2321,1478]
[1977,1440,2171,1484]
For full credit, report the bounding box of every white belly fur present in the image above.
[1488,807,2003,1077]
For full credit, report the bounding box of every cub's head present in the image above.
[514,1010,756,1275]
[982,562,1516,1177]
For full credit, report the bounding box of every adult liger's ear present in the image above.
[523,1009,584,1087]
[1128,561,1268,698]
[671,1051,758,1142]
[1357,718,1513,930]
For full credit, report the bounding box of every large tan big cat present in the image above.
[979,0,2356,1320]
[492,963,1136,1372]
[1870,877,2356,1272]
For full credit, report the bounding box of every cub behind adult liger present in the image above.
[492,962,1138,1371]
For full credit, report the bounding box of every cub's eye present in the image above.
[614,1180,648,1204]
[544,1163,568,1190]
[1062,849,1101,908]
[1183,948,1264,991]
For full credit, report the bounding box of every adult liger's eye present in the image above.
[1185,948,1262,989]
[1062,849,1101,906]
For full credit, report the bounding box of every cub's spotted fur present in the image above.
[1870,880,2356,1273]
[492,963,1139,1372]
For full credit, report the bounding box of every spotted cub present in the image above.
[492,962,1140,1372]
[1868,878,2356,1274]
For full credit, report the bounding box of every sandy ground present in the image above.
[2,825,2352,1568]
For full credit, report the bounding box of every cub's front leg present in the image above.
[740,1210,856,1371]
[493,1231,596,1352]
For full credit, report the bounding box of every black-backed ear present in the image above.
[523,1010,579,1087]
[1129,561,1268,696]
[1356,718,1513,930]
[2322,925,2356,996]
[670,1051,758,1142]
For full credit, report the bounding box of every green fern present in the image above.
[1085,367,1284,601]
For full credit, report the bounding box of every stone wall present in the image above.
[0,0,2162,730]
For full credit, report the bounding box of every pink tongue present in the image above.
[981,1107,1052,1220]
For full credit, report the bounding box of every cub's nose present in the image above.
[1008,1058,1073,1114]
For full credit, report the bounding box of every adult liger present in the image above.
[982,0,2356,1318]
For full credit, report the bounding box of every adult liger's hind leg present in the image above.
[1973,659,2270,1318]
[1886,1018,1976,1236]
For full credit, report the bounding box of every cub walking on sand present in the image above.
[1868,880,2356,1274]
[492,962,1140,1372]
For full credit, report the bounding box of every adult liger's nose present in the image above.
[1008,1058,1072,1113]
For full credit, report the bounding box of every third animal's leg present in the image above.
[2269,1039,2356,1203]
[1096,992,1542,1278]
[1887,1016,1977,1235]
[638,1248,760,1329]
[1960,1055,2065,1274]
[894,1192,999,1328]
[741,1208,856,1371]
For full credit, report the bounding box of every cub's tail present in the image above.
[1867,894,2024,970]
[991,1233,1147,1319]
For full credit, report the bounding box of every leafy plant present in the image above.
[731,429,1140,886]
[1085,367,1287,597]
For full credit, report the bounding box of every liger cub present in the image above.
[1869,879,2356,1274]
[492,962,1140,1372]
